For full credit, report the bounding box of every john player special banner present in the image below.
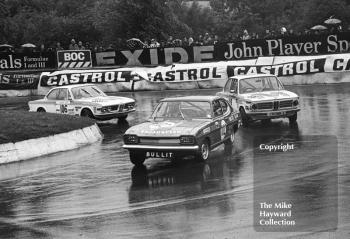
[227,58,327,77]
[40,69,134,87]
[96,32,350,66]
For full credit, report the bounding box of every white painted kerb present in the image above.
[0,124,103,164]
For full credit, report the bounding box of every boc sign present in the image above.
[57,50,92,68]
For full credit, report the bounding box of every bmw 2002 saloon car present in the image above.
[217,74,300,126]
[123,96,240,166]
[28,84,135,120]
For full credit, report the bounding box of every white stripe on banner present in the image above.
[83,62,91,68]
[61,62,70,68]
[75,62,84,68]
[68,62,77,68]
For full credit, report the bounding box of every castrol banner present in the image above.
[39,68,135,87]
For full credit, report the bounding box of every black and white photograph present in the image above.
[0,0,349,238]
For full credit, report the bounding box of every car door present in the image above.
[219,99,233,140]
[211,99,226,147]
[228,78,239,111]
[45,89,60,113]
[55,88,72,115]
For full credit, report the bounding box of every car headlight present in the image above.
[293,99,299,107]
[179,135,195,145]
[251,104,257,110]
[124,134,139,144]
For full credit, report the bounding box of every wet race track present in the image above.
[0,84,350,239]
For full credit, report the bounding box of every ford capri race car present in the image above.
[217,74,300,126]
[123,96,240,166]
[28,84,135,120]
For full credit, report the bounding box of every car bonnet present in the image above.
[241,90,298,102]
[126,119,210,137]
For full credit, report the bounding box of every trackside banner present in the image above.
[40,69,134,87]
[143,62,228,82]
[0,52,56,70]
[96,32,350,67]
[227,58,326,77]
[0,72,41,89]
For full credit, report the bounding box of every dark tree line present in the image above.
[1,0,350,48]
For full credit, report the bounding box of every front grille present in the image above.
[118,103,135,112]
[110,105,119,111]
[256,102,273,110]
[139,137,180,145]
[125,102,135,110]
[279,100,293,108]
[273,101,279,110]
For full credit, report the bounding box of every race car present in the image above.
[216,74,300,126]
[123,96,240,166]
[28,84,135,120]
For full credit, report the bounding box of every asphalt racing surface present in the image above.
[0,84,350,239]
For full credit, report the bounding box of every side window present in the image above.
[213,100,223,117]
[230,79,238,93]
[46,89,59,100]
[219,99,230,115]
[68,90,73,100]
[223,79,232,92]
[56,89,68,100]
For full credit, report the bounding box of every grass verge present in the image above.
[0,110,95,144]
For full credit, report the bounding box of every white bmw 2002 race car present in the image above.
[217,74,300,126]
[28,84,135,120]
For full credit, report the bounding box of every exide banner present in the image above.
[96,32,350,67]
[0,52,56,70]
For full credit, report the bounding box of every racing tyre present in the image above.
[224,130,235,145]
[239,108,249,127]
[37,108,46,113]
[130,151,146,166]
[81,109,94,119]
[288,113,297,124]
[118,115,128,121]
[196,140,210,162]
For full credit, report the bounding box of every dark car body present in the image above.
[123,96,241,165]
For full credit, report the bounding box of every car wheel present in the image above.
[130,151,146,166]
[118,115,128,121]
[81,109,94,118]
[224,129,235,145]
[261,119,271,125]
[196,140,210,162]
[239,108,250,127]
[37,107,46,113]
[288,113,297,124]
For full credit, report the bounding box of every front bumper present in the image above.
[246,109,300,120]
[94,109,135,120]
[123,145,199,151]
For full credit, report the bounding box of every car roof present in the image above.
[50,84,96,90]
[160,95,221,102]
[230,74,276,80]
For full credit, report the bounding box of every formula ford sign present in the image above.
[40,69,133,86]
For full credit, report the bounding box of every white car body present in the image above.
[217,74,300,125]
[28,84,136,120]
